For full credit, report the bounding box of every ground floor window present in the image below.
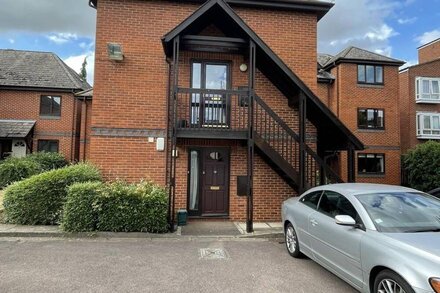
[358,153,385,175]
[37,140,59,153]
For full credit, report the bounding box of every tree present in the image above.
[403,141,440,192]
[79,57,87,80]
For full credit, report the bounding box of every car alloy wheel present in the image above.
[285,223,301,258]
[378,279,406,293]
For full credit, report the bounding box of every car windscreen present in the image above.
[355,192,440,233]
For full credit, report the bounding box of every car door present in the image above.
[292,190,323,256]
[308,191,364,290]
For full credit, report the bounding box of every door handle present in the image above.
[310,219,318,226]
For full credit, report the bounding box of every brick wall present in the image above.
[0,89,80,161]
[418,39,440,64]
[317,63,401,185]
[399,59,440,153]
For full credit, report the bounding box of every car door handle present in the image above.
[310,219,318,226]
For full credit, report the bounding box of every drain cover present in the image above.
[199,248,229,260]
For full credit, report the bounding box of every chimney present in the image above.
[418,38,440,64]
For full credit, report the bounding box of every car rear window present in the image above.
[300,191,322,209]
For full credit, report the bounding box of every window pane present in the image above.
[432,81,439,93]
[375,66,383,83]
[358,65,365,82]
[358,109,367,127]
[52,97,61,116]
[38,140,58,153]
[205,64,228,90]
[192,63,201,89]
[366,65,375,83]
[301,191,322,209]
[422,80,430,94]
[40,96,52,115]
[433,116,440,130]
[49,141,59,152]
[424,116,431,129]
[189,151,199,210]
[367,109,375,127]
[416,79,420,96]
[318,191,341,217]
[358,154,384,174]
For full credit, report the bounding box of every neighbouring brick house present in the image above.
[316,47,404,185]
[0,49,91,161]
[399,38,440,154]
[88,0,367,230]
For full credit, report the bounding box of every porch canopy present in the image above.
[0,120,36,139]
[162,0,364,151]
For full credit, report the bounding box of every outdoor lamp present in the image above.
[107,43,124,61]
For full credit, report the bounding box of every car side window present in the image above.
[318,191,358,220]
[300,191,322,210]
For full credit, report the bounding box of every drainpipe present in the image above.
[70,89,77,162]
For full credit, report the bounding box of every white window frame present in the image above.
[415,77,440,103]
[416,112,440,139]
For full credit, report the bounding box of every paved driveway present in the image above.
[0,237,357,293]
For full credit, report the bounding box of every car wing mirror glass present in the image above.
[335,215,356,226]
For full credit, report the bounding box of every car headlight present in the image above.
[430,278,440,293]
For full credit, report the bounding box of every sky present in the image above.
[0,0,439,85]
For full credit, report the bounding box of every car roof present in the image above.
[306,183,420,197]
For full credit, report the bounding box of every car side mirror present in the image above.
[335,215,356,226]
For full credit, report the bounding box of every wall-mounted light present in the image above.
[107,43,124,61]
[239,63,248,72]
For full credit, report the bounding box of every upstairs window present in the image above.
[358,65,383,85]
[417,113,440,139]
[358,153,385,175]
[358,108,384,130]
[416,77,440,103]
[40,95,61,116]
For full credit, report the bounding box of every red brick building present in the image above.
[399,38,440,153]
[88,0,367,230]
[0,49,91,161]
[317,47,404,185]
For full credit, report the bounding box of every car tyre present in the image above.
[285,222,301,258]
[374,269,414,293]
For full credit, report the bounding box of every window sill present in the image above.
[357,173,385,178]
[358,129,385,133]
[357,84,384,89]
[417,135,440,140]
[39,116,61,120]
[415,100,440,104]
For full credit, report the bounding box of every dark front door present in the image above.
[187,148,229,216]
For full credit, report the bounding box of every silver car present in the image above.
[281,183,440,293]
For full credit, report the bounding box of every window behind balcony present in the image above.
[358,153,385,175]
[358,108,384,130]
[40,95,61,116]
[417,113,440,138]
[357,65,383,85]
[416,77,440,103]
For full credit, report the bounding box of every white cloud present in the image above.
[374,46,393,57]
[47,32,78,45]
[415,29,440,46]
[318,0,400,56]
[399,59,418,70]
[8,38,14,44]
[64,51,95,85]
[397,17,417,25]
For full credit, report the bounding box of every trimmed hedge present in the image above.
[0,152,68,189]
[62,182,104,232]
[3,163,101,225]
[403,141,440,192]
[61,181,168,233]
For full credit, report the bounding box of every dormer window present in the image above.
[357,65,383,85]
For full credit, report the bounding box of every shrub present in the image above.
[61,181,168,233]
[3,163,101,225]
[28,152,68,171]
[0,152,68,189]
[62,182,104,232]
[0,157,41,189]
[403,141,440,192]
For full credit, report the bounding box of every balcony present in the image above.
[175,88,250,139]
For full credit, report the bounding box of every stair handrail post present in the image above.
[299,90,307,194]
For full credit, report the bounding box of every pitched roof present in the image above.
[75,88,93,98]
[317,53,333,68]
[322,46,404,69]
[0,49,91,91]
[162,0,363,150]
[0,120,36,138]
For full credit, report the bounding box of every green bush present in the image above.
[62,182,104,232]
[3,163,101,225]
[0,152,68,189]
[28,152,68,171]
[61,181,168,233]
[403,141,440,192]
[0,158,41,189]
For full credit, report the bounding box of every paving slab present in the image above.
[180,221,240,236]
